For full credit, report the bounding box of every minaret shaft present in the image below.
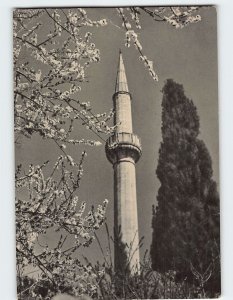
[114,93,133,133]
[105,52,142,273]
[114,159,140,269]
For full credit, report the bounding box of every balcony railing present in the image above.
[106,132,142,150]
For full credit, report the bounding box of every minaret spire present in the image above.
[105,52,142,274]
[115,51,129,93]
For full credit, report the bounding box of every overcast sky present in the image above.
[16,6,219,263]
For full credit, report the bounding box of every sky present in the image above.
[15,6,219,263]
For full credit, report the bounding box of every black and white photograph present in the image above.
[13,6,220,299]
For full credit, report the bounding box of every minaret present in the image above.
[105,52,142,273]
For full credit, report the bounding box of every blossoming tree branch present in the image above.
[14,7,202,299]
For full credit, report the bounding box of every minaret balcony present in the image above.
[105,132,142,164]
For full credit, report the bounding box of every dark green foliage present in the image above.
[17,275,57,299]
[150,79,220,297]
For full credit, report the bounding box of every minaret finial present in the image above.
[115,51,129,93]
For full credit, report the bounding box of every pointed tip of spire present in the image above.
[115,51,129,93]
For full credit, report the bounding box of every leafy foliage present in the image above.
[150,79,220,297]
[83,227,210,299]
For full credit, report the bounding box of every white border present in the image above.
[1,1,233,299]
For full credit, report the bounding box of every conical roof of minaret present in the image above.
[115,51,129,93]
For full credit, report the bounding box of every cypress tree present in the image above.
[151,79,220,295]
